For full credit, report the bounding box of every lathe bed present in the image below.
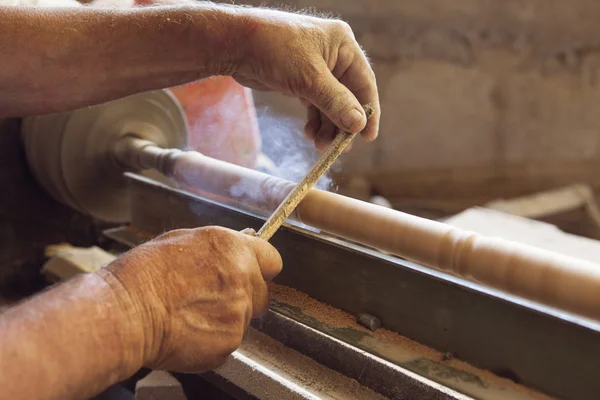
[104,173,600,400]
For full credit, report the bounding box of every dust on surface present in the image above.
[269,282,438,355]
[268,282,555,400]
[227,328,386,400]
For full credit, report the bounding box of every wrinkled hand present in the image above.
[100,226,282,373]
[232,8,380,150]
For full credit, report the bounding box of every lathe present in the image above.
[19,90,600,399]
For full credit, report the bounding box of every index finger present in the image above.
[336,43,380,142]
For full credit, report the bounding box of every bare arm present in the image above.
[0,4,380,142]
[0,4,246,116]
[0,273,145,400]
[0,227,283,400]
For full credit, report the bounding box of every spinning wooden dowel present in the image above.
[115,134,600,322]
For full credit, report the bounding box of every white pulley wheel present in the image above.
[22,90,189,223]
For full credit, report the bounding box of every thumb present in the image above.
[302,69,367,134]
[243,235,283,281]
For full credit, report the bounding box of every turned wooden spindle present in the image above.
[115,136,600,321]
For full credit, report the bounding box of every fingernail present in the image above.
[341,109,364,131]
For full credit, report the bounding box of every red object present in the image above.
[168,77,261,169]
[130,0,261,168]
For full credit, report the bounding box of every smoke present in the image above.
[256,105,338,192]
[180,92,339,232]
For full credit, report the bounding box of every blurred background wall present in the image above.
[247,0,600,215]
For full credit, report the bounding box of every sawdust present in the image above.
[269,282,353,329]
[269,282,436,354]
[268,282,555,400]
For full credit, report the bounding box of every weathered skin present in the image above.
[0,2,380,399]
[0,3,380,145]
[0,227,282,400]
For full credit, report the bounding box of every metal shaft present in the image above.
[256,105,374,240]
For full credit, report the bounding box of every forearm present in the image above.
[0,4,248,116]
[0,271,146,400]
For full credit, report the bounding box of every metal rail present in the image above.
[107,173,600,400]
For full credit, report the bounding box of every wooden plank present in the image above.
[42,243,116,281]
[484,184,600,239]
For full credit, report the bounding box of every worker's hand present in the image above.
[99,226,282,373]
[232,8,380,150]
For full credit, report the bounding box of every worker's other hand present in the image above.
[232,8,380,151]
[98,226,282,373]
